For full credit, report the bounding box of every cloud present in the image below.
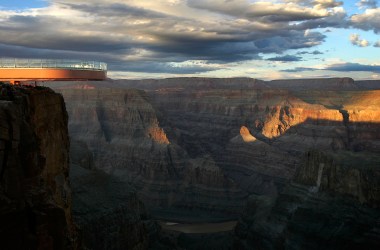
[187,0,339,22]
[0,0,333,75]
[325,62,380,72]
[297,50,324,55]
[351,8,380,33]
[349,33,370,47]
[282,67,316,72]
[283,62,380,73]
[356,0,377,9]
[112,61,220,74]
[267,55,302,62]
[295,6,348,30]
[313,0,343,9]
[66,2,169,18]
[375,41,380,47]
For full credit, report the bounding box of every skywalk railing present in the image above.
[0,58,107,71]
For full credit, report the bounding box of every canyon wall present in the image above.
[41,77,380,249]
[138,79,380,197]
[54,78,380,223]
[0,86,76,249]
[57,88,247,219]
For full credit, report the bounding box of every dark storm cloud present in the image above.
[144,28,325,62]
[267,55,302,62]
[144,40,258,62]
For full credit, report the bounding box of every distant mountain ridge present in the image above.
[46,77,380,91]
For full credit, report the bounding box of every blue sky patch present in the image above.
[0,0,47,10]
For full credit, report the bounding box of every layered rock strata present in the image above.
[139,79,380,197]
[54,78,380,216]
[58,88,247,217]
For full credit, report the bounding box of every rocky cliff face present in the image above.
[234,150,380,249]
[295,150,380,207]
[0,86,76,249]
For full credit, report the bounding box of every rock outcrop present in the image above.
[0,86,76,249]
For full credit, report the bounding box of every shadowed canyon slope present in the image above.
[58,88,246,219]
[234,150,380,249]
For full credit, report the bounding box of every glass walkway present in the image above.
[0,58,107,71]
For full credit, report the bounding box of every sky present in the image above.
[0,0,379,80]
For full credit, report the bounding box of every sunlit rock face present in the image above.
[53,77,380,220]
[239,126,257,142]
[0,87,77,249]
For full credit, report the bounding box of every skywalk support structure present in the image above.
[0,58,107,84]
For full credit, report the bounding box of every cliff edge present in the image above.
[0,85,76,249]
